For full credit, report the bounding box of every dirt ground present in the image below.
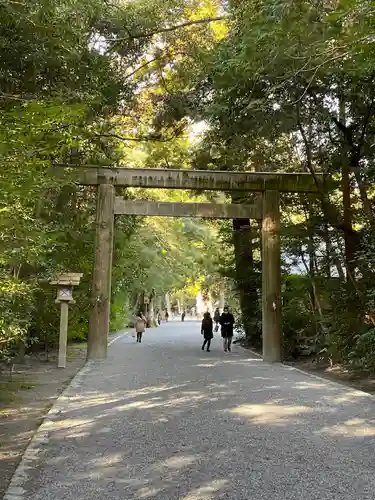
[286,358,375,394]
[0,344,87,498]
[239,342,375,394]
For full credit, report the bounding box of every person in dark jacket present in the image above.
[213,308,220,332]
[156,309,161,326]
[201,311,213,352]
[220,306,235,352]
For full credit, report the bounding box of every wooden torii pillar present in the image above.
[52,166,322,363]
[262,190,281,362]
[87,177,115,360]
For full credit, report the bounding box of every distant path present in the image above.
[6,321,375,500]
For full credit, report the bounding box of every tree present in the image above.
[195,0,375,361]
[0,0,227,360]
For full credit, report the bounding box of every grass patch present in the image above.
[18,379,34,390]
[0,377,34,404]
[67,350,80,360]
[70,342,87,349]
[0,384,17,404]
[67,343,87,360]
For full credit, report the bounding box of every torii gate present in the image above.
[53,165,322,363]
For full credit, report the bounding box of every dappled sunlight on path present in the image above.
[8,321,375,500]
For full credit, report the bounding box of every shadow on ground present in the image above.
[25,335,375,500]
[0,345,86,497]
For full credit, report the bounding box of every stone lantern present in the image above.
[50,273,83,368]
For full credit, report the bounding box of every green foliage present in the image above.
[281,276,319,358]
[0,0,226,359]
[0,279,34,363]
[188,0,375,371]
[3,0,375,376]
[348,329,375,372]
[110,289,131,332]
[112,212,223,320]
[0,0,229,361]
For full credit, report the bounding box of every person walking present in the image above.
[201,311,213,352]
[213,307,220,332]
[220,306,235,352]
[156,310,161,326]
[165,309,169,322]
[135,312,147,343]
[181,310,186,322]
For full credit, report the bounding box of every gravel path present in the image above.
[7,321,375,500]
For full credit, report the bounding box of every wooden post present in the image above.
[51,273,82,367]
[262,190,282,362]
[87,181,115,360]
[58,301,69,368]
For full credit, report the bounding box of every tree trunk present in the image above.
[155,296,162,322]
[323,223,332,278]
[219,280,225,309]
[342,162,356,279]
[300,231,322,332]
[308,230,317,319]
[232,217,259,342]
[352,167,375,234]
[339,96,356,280]
[149,297,155,326]
[165,292,171,316]
[329,233,346,280]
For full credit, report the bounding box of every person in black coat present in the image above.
[220,306,235,352]
[201,311,213,352]
[213,308,220,332]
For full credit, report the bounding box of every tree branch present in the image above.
[0,92,37,101]
[111,16,226,44]
[126,58,158,79]
[124,48,187,79]
[95,133,183,143]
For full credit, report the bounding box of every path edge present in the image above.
[3,332,127,500]
[239,343,375,399]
